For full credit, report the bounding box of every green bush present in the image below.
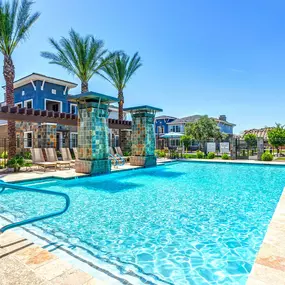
[7,155,25,172]
[123,151,131,156]
[207,152,215,159]
[221,153,230,160]
[1,151,8,159]
[196,151,205,159]
[261,152,273,161]
[155,149,166,158]
[22,151,31,160]
[183,153,197,159]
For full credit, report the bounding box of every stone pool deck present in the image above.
[247,187,285,285]
[0,230,105,285]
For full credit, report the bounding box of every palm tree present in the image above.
[100,52,142,120]
[41,29,112,93]
[0,0,40,158]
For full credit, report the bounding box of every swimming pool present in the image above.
[1,162,285,284]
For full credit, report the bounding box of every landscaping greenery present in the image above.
[244,133,257,148]
[180,135,193,152]
[7,155,25,172]
[0,0,40,158]
[41,29,113,93]
[207,152,215,159]
[267,124,285,155]
[155,149,166,158]
[196,151,205,159]
[261,152,273,161]
[221,153,230,160]
[185,116,223,151]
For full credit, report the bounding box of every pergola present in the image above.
[0,105,131,129]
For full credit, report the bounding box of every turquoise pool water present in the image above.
[1,162,285,284]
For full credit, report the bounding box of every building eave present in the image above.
[2,73,78,89]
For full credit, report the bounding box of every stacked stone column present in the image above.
[127,106,162,167]
[75,102,111,174]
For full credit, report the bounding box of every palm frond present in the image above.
[0,0,40,55]
[41,29,108,85]
[101,51,142,91]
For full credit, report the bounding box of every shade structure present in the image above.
[160,132,184,138]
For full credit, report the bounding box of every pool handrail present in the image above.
[114,154,125,166]
[0,180,70,233]
[109,154,118,167]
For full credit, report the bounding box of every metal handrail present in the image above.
[0,180,70,233]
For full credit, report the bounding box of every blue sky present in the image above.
[1,0,285,133]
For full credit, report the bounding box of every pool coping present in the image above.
[246,186,285,284]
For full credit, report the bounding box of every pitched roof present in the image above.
[2,73,78,89]
[155,115,177,120]
[168,115,202,125]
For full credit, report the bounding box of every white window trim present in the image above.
[22,90,25,96]
[70,132,78,148]
[51,89,57,94]
[70,103,77,114]
[44,98,62,113]
[24,99,33,109]
[15,102,22,107]
[24,131,33,148]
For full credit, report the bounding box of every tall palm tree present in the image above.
[0,0,40,158]
[100,52,142,121]
[41,29,111,93]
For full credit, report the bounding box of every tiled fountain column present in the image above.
[75,102,110,174]
[126,106,162,167]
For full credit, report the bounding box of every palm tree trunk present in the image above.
[118,90,124,120]
[81,81,88,93]
[118,90,124,147]
[3,55,16,159]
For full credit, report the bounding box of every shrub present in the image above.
[22,151,31,160]
[221,153,230,160]
[207,152,215,159]
[183,153,197,159]
[261,152,273,161]
[7,155,25,172]
[1,151,8,159]
[196,151,205,159]
[155,149,166,158]
[123,151,131,156]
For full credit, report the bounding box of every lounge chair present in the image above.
[31,148,57,172]
[109,147,124,166]
[45,148,71,170]
[61,148,75,164]
[115,147,129,161]
[73,148,79,161]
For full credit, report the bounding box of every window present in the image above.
[45,99,62,112]
[70,132,78,148]
[170,125,180,132]
[22,90,25,96]
[24,132,33,148]
[24,99,33,109]
[115,135,119,147]
[15,102,22,108]
[70,104,77,114]
[51,89,57,94]
[158,126,164,134]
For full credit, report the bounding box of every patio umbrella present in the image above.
[160,132,184,138]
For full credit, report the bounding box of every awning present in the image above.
[160,132,184,138]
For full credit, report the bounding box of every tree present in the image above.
[0,0,40,158]
[100,52,142,121]
[244,133,257,148]
[268,124,285,155]
[185,116,223,151]
[41,29,112,93]
[180,135,192,152]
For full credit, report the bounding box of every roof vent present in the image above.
[219,115,227,121]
